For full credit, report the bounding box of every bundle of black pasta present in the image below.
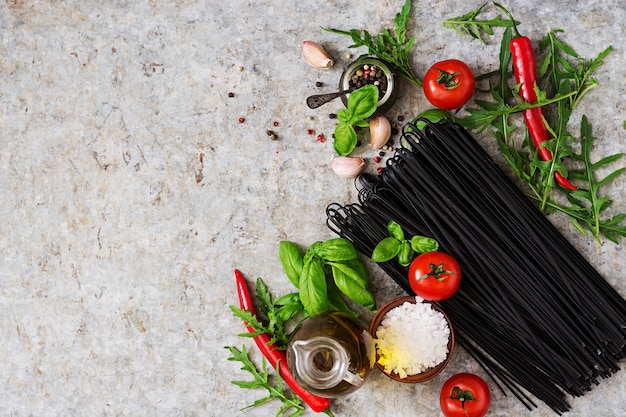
[326,119,626,414]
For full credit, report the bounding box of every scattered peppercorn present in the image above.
[228,92,235,98]
[397,115,405,122]
[316,133,326,143]
[266,130,274,136]
[273,121,279,127]
[238,117,245,123]
[328,113,337,119]
[315,81,323,88]
[373,156,381,163]
[391,127,398,135]
[376,167,384,173]
[379,151,385,157]
[307,128,314,135]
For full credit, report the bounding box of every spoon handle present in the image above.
[306,90,351,109]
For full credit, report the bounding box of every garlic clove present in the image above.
[369,115,391,150]
[331,156,366,178]
[302,40,334,69]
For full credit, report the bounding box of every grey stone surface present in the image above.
[0,0,624,416]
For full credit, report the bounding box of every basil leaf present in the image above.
[275,301,303,322]
[318,238,358,261]
[299,259,329,316]
[387,221,404,241]
[343,258,369,287]
[278,241,303,288]
[371,237,401,262]
[326,284,358,317]
[333,122,357,156]
[336,107,352,124]
[412,109,450,130]
[331,262,376,310]
[410,235,439,253]
[347,85,379,122]
[397,241,413,266]
[274,292,300,306]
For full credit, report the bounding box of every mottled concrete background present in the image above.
[1,0,624,416]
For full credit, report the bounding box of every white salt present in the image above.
[374,296,450,378]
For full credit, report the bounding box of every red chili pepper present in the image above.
[496,3,577,190]
[234,269,331,413]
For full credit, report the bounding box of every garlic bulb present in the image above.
[369,115,391,149]
[302,40,334,69]
[332,156,366,178]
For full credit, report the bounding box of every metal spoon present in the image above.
[306,89,352,109]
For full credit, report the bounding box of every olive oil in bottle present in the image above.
[287,311,375,397]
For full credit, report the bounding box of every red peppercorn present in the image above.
[273,121,279,127]
[377,167,384,173]
[307,129,314,135]
[238,117,245,123]
[373,156,381,163]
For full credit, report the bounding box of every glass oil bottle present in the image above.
[286,311,375,398]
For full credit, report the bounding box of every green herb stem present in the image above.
[322,0,423,88]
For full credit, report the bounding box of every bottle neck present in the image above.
[290,336,349,390]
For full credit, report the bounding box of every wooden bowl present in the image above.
[368,296,455,383]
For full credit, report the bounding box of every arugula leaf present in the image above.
[226,345,305,417]
[255,278,274,318]
[444,7,626,243]
[230,305,267,338]
[540,29,612,109]
[442,2,519,44]
[322,0,422,88]
[230,278,303,349]
[566,116,626,243]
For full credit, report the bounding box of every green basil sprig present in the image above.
[371,221,439,266]
[279,239,375,317]
[333,85,379,156]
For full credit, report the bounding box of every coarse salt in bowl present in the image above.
[368,296,454,383]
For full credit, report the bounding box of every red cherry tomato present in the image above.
[408,251,461,301]
[423,59,475,110]
[440,373,491,417]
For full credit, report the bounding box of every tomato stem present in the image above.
[419,262,455,282]
[435,69,461,90]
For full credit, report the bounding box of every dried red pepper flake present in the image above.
[316,133,326,143]
[307,128,315,135]
[373,156,381,163]
[377,167,384,173]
